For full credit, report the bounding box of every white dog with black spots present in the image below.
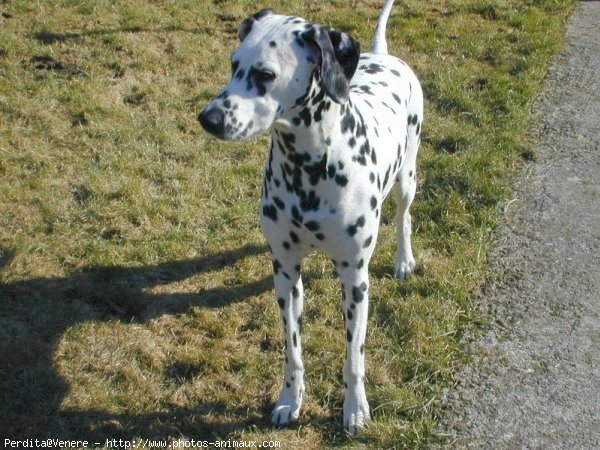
[199,0,423,434]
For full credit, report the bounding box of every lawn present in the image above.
[0,0,575,448]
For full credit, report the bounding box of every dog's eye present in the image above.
[257,69,277,82]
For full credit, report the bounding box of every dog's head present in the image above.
[198,9,360,140]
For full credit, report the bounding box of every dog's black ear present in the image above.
[302,26,360,104]
[237,8,275,41]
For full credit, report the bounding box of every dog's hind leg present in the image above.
[393,113,422,280]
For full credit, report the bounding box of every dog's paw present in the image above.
[271,387,303,426]
[343,393,371,435]
[271,402,301,426]
[394,258,416,280]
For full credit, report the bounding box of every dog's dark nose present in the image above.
[198,108,225,136]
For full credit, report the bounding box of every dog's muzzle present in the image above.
[198,107,225,138]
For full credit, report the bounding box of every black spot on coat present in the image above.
[273,196,285,210]
[370,196,377,210]
[262,204,278,221]
[335,174,348,186]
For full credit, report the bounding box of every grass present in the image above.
[0,0,575,448]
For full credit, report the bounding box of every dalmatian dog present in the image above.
[198,0,423,434]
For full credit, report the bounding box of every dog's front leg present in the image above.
[270,252,305,426]
[339,265,372,434]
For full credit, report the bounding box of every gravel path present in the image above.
[439,2,600,448]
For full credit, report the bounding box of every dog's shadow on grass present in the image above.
[0,244,289,441]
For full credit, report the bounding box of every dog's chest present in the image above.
[261,123,385,248]
[262,139,359,229]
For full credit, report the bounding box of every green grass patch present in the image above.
[0,0,575,447]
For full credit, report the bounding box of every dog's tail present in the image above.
[372,0,395,54]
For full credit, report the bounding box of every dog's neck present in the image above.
[272,77,344,157]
